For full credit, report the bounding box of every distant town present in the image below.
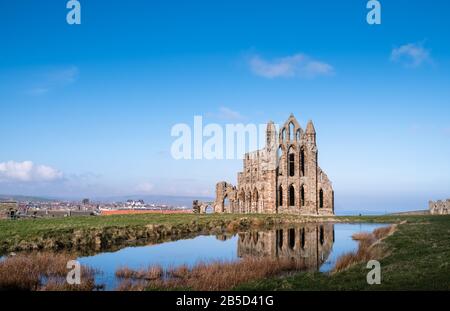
[0,197,192,219]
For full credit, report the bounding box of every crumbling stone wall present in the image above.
[429,199,450,215]
[214,181,238,213]
[213,114,334,215]
[0,201,18,219]
[192,200,214,214]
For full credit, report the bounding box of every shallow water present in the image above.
[78,222,387,290]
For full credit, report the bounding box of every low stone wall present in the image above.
[429,199,450,215]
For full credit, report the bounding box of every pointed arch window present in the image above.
[289,153,295,177]
[289,185,295,206]
[289,122,295,141]
[319,189,324,208]
[300,228,305,249]
[300,148,305,176]
[301,185,305,206]
[278,185,283,206]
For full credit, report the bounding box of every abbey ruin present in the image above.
[211,114,334,215]
[429,199,450,215]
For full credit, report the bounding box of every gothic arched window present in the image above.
[289,122,295,141]
[289,153,295,177]
[301,185,305,206]
[289,185,295,206]
[300,228,305,249]
[319,189,324,208]
[300,148,305,176]
[278,185,283,206]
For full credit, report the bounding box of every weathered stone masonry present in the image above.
[213,114,334,215]
[429,199,450,215]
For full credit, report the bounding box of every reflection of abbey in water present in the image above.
[237,223,334,270]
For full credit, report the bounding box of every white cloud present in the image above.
[249,53,334,79]
[47,66,79,84]
[135,182,155,194]
[28,66,79,96]
[0,161,63,182]
[218,107,244,121]
[206,106,245,121]
[390,42,431,68]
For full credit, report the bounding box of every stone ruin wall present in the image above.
[0,201,18,219]
[429,199,450,215]
[210,114,334,215]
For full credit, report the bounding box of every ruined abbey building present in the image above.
[213,114,334,215]
[429,199,450,215]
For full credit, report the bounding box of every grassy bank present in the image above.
[0,213,257,253]
[235,215,450,290]
[0,213,430,254]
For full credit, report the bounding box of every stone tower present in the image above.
[213,114,334,215]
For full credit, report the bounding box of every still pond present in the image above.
[77,223,386,290]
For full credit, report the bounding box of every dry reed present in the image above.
[0,252,98,291]
[116,256,306,291]
[116,265,163,280]
[333,225,395,273]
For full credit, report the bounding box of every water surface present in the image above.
[78,223,386,290]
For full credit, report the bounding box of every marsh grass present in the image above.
[116,265,163,280]
[115,257,307,291]
[0,252,99,291]
[332,225,395,273]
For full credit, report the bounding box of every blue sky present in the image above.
[0,1,449,213]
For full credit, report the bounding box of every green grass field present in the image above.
[0,213,244,252]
